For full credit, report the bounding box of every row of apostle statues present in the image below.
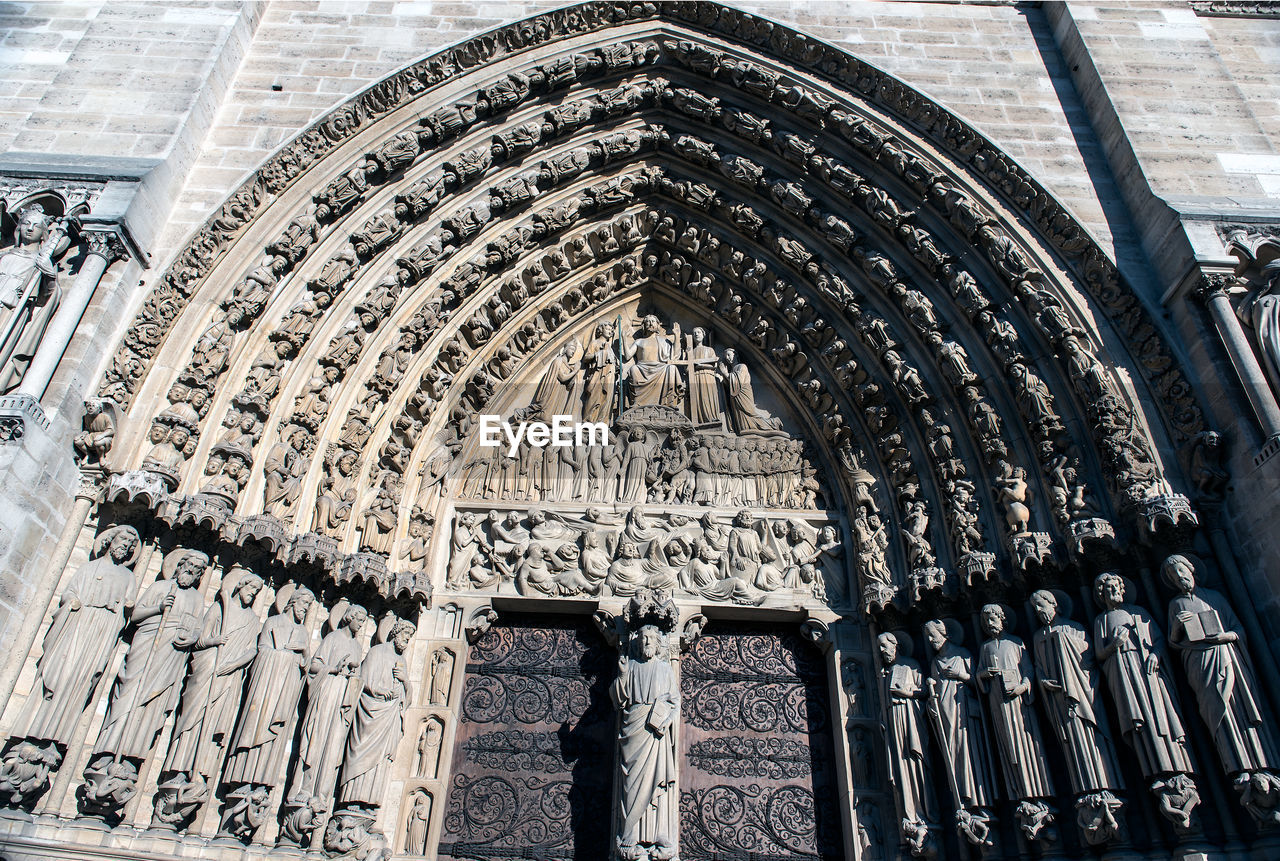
[446,505,841,604]
[879,555,1280,857]
[0,525,415,854]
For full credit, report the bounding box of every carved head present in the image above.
[733,509,754,528]
[173,551,209,588]
[877,632,898,664]
[15,205,49,245]
[723,347,738,365]
[104,527,141,565]
[980,604,1007,637]
[1030,589,1058,626]
[1160,554,1197,595]
[389,619,416,651]
[923,619,949,651]
[286,585,315,620]
[692,326,706,345]
[234,573,264,605]
[343,604,369,632]
[637,624,662,660]
[147,422,169,445]
[1094,572,1126,609]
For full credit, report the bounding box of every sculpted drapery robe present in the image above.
[929,646,994,810]
[627,331,680,407]
[223,612,310,787]
[23,554,136,744]
[612,652,679,850]
[723,361,771,433]
[978,635,1054,800]
[1032,618,1122,794]
[1094,604,1192,777]
[688,344,722,425]
[882,659,934,824]
[290,628,363,802]
[0,235,59,393]
[1168,587,1279,774]
[337,641,409,806]
[163,595,262,780]
[94,580,204,760]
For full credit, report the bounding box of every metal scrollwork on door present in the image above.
[439,616,616,861]
[680,625,841,860]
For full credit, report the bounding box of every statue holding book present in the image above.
[1162,555,1280,824]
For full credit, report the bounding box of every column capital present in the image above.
[1191,270,1241,304]
[81,228,129,265]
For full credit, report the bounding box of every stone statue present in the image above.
[1029,589,1124,845]
[582,321,618,423]
[428,647,452,706]
[404,789,432,855]
[92,549,207,761]
[287,603,369,818]
[719,347,777,433]
[20,526,140,747]
[686,326,723,426]
[415,718,443,779]
[877,632,936,857]
[1239,259,1280,397]
[532,341,583,420]
[1093,572,1199,828]
[337,618,415,811]
[923,618,995,845]
[155,568,264,827]
[0,204,70,393]
[622,314,681,408]
[612,620,679,861]
[976,604,1055,840]
[81,548,207,816]
[1161,554,1280,823]
[221,583,314,834]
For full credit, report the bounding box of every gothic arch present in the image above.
[15,4,1270,861]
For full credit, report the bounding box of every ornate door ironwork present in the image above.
[439,615,616,860]
[680,624,842,860]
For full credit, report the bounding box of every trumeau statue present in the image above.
[155,567,264,828]
[286,602,369,830]
[220,584,314,838]
[1161,554,1280,824]
[0,204,71,393]
[82,548,208,816]
[976,604,1055,841]
[612,592,680,861]
[1029,589,1124,845]
[336,618,414,810]
[877,631,937,858]
[1092,572,1200,829]
[923,618,995,846]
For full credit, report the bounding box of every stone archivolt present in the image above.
[8,5,1275,861]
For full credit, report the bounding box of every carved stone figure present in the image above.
[222,585,314,816]
[1161,554,1280,823]
[92,549,208,761]
[405,789,432,854]
[582,321,619,423]
[19,526,140,748]
[288,604,368,816]
[878,632,936,856]
[0,204,70,392]
[612,608,679,860]
[337,618,415,809]
[1029,589,1123,843]
[156,568,264,826]
[1093,572,1199,828]
[74,399,116,466]
[923,619,994,845]
[720,347,778,433]
[623,314,681,408]
[415,718,443,779]
[976,604,1055,839]
[1239,259,1280,396]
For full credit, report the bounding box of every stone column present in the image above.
[16,229,129,406]
[1195,273,1280,442]
[0,468,104,717]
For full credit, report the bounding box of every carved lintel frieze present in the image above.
[1191,1,1280,18]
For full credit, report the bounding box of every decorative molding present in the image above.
[1191,1,1280,18]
